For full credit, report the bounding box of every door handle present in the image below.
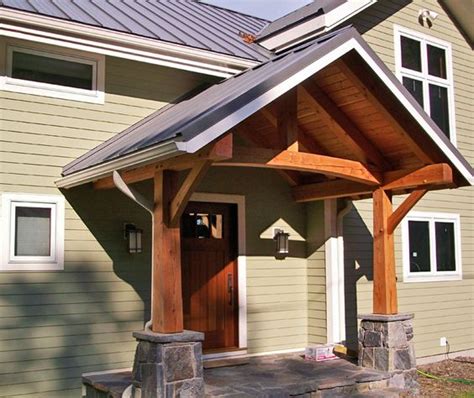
[227,273,233,306]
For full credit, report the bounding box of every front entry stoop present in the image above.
[358,313,418,392]
[131,329,205,398]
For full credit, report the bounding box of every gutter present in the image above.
[0,8,261,78]
[56,140,182,189]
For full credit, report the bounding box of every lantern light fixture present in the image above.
[124,223,143,254]
[273,228,290,260]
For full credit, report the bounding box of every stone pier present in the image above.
[358,313,418,391]
[131,329,205,398]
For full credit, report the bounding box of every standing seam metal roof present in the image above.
[61,25,473,186]
[0,0,270,61]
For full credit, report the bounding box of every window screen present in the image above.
[435,222,456,271]
[14,206,52,256]
[11,51,93,90]
[408,220,430,272]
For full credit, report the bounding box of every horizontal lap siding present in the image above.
[347,0,474,358]
[0,38,208,397]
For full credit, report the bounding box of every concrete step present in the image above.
[351,387,402,397]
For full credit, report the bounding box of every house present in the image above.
[0,0,472,397]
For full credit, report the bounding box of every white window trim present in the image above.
[0,41,105,103]
[393,25,456,145]
[401,211,462,283]
[1,193,65,271]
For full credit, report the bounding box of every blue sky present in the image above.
[203,0,312,21]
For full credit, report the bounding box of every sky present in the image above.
[203,0,312,21]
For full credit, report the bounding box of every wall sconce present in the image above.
[273,228,290,260]
[124,223,143,254]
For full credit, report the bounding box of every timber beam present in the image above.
[292,163,453,202]
[93,134,232,190]
[215,146,381,185]
[298,81,389,169]
[335,57,437,165]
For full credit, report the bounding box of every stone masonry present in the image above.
[131,329,205,398]
[358,313,418,391]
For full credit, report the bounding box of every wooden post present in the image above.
[152,169,184,333]
[372,187,398,314]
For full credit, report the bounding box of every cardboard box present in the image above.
[305,344,337,361]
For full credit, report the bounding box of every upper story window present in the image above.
[1,193,65,271]
[394,25,456,144]
[402,212,462,282]
[1,42,104,103]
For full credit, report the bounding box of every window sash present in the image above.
[7,46,97,92]
[402,212,462,282]
[394,26,455,144]
[9,201,57,264]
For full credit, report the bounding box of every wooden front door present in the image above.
[181,202,238,351]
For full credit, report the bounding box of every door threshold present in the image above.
[203,348,248,360]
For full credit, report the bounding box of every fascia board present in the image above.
[0,8,259,77]
[259,0,377,52]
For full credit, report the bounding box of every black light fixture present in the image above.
[273,228,290,260]
[124,223,143,254]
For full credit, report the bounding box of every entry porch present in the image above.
[58,27,472,398]
[83,353,400,398]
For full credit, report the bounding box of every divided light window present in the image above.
[402,212,462,282]
[1,194,65,271]
[394,26,455,143]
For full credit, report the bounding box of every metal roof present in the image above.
[61,26,473,187]
[256,0,345,41]
[0,0,270,61]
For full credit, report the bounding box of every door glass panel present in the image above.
[401,36,422,72]
[402,76,424,106]
[15,206,51,256]
[427,45,446,78]
[429,84,450,138]
[408,220,430,272]
[435,222,456,271]
[182,212,222,239]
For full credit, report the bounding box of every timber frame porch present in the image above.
[79,45,468,334]
[60,27,473,397]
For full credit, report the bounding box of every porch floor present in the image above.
[204,353,395,397]
[82,353,400,397]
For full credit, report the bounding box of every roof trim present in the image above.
[56,28,473,188]
[257,0,376,52]
[56,140,181,189]
[0,7,260,78]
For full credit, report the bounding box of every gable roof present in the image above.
[0,0,270,61]
[257,0,345,40]
[58,26,473,189]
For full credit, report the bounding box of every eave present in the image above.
[0,7,261,78]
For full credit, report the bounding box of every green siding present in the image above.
[0,37,213,397]
[345,0,474,358]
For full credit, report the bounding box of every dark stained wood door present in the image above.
[181,202,238,350]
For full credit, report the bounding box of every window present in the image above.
[394,26,456,144]
[1,193,65,271]
[402,212,462,282]
[1,44,104,103]
[182,212,223,239]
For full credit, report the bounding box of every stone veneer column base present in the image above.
[131,329,205,398]
[358,313,418,391]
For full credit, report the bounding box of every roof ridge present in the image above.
[196,0,271,24]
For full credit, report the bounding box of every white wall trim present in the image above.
[401,211,462,283]
[1,192,65,271]
[324,199,346,344]
[0,8,258,78]
[393,24,457,146]
[190,192,247,350]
